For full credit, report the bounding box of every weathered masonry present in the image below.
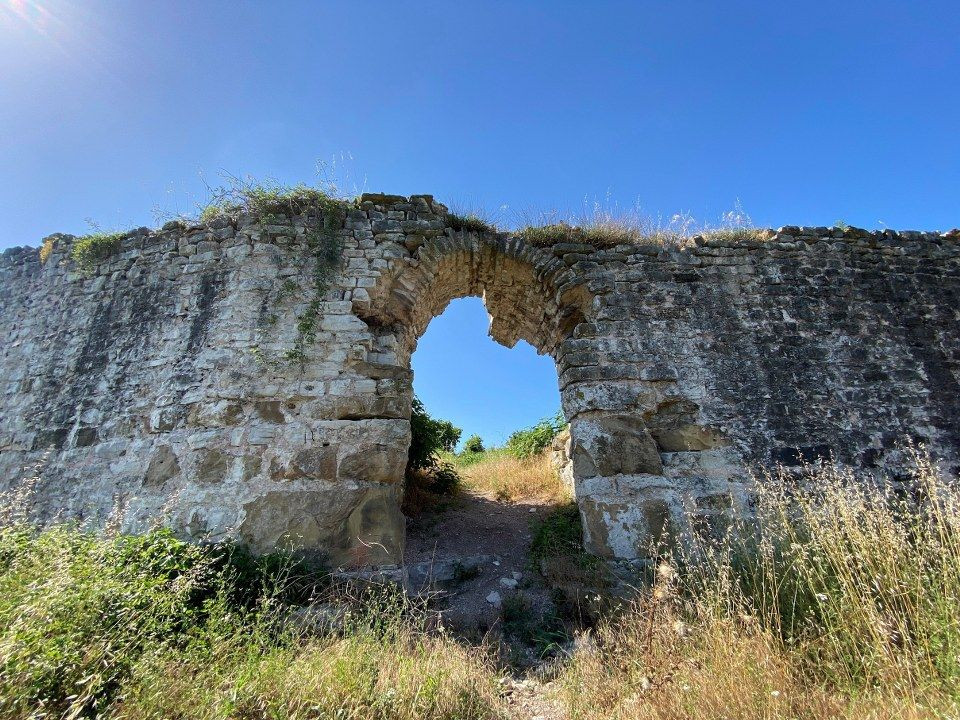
[1,194,959,566]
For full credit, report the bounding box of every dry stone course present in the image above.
[1,193,959,567]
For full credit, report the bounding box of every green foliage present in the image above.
[463,434,484,454]
[0,522,502,719]
[446,213,494,233]
[406,397,462,496]
[0,525,305,718]
[71,231,126,274]
[500,592,569,654]
[198,180,345,222]
[408,397,462,471]
[506,410,565,459]
[530,502,584,563]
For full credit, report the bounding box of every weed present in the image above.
[38,236,55,263]
[447,213,495,233]
[71,231,126,274]
[516,196,763,249]
[500,592,569,653]
[530,502,584,562]
[0,521,503,720]
[560,449,960,718]
[197,176,350,364]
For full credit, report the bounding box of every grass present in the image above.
[450,448,570,504]
[2,449,958,718]
[446,212,495,234]
[0,519,503,720]
[560,449,960,719]
[516,198,766,249]
[197,178,350,224]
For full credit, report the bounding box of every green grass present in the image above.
[0,523,502,719]
[71,231,126,274]
[3,450,958,719]
[505,411,565,459]
[198,180,349,223]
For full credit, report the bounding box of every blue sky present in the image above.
[2,1,958,444]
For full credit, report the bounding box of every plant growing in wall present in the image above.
[198,176,352,365]
[70,232,126,275]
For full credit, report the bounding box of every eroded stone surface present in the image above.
[1,196,959,565]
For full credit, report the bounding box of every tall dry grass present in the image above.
[560,449,960,719]
[455,449,570,504]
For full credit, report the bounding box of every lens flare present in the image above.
[1,0,72,53]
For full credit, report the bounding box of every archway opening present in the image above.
[411,296,560,451]
[399,292,582,632]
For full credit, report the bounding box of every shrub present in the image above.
[506,410,565,459]
[530,502,583,562]
[406,397,462,500]
[0,520,504,720]
[408,396,461,470]
[0,525,256,717]
[446,213,494,233]
[463,434,484,454]
[71,231,126,274]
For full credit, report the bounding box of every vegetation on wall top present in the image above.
[71,232,127,275]
[196,177,353,365]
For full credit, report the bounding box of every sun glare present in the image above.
[1,0,73,52]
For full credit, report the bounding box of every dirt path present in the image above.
[405,488,557,632]
[404,488,573,718]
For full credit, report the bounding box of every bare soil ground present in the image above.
[405,486,571,718]
[404,488,557,636]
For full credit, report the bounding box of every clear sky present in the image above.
[2,1,958,443]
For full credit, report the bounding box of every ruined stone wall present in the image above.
[1,193,958,566]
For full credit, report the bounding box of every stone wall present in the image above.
[1,193,958,566]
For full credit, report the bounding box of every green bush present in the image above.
[506,410,566,459]
[0,522,503,719]
[530,502,584,562]
[408,397,461,470]
[463,434,484,454]
[0,525,294,718]
[71,232,126,274]
[407,396,462,495]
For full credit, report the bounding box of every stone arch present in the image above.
[355,232,594,364]
[348,230,600,561]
